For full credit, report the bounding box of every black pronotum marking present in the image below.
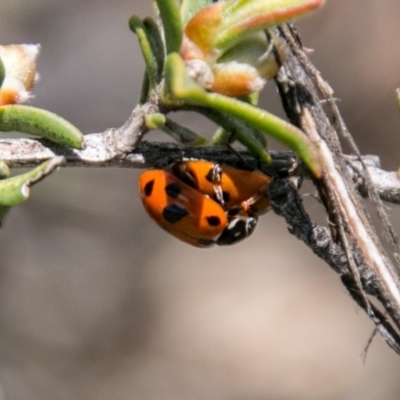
[217,216,257,246]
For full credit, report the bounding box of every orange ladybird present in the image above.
[139,161,272,248]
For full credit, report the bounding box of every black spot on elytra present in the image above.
[165,182,182,198]
[144,180,155,197]
[206,216,222,227]
[162,204,188,224]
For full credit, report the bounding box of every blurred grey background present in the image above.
[1,1,400,399]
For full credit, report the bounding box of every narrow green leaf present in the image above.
[139,71,150,104]
[0,159,10,179]
[143,17,165,80]
[129,15,159,88]
[195,106,272,164]
[163,117,207,145]
[0,156,64,225]
[0,105,84,149]
[145,113,207,145]
[155,0,183,54]
[210,127,231,146]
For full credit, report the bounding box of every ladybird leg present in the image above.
[287,157,300,175]
[228,198,258,216]
[240,184,272,216]
[208,163,226,206]
[241,196,259,213]
[178,150,185,166]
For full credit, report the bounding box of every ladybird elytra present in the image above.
[162,203,188,224]
[172,160,272,213]
[139,169,228,245]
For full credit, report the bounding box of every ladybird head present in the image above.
[217,213,258,246]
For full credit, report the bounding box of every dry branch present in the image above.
[274,24,400,354]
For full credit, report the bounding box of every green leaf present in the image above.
[155,0,183,54]
[145,113,207,145]
[0,105,84,149]
[180,0,214,25]
[129,15,159,88]
[195,106,272,164]
[216,0,323,52]
[0,159,10,179]
[143,17,165,80]
[139,71,151,104]
[0,156,64,225]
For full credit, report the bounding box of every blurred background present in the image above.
[1,1,400,399]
